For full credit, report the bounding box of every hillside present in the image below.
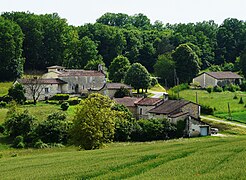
[1,136,246,179]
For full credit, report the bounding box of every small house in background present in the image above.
[106,83,133,98]
[192,71,243,88]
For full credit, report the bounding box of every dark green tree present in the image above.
[240,49,246,77]
[124,63,151,93]
[0,17,24,81]
[109,55,131,82]
[172,44,200,83]
[8,83,26,104]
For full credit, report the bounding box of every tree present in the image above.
[8,83,26,104]
[154,53,175,87]
[20,76,45,105]
[0,17,24,81]
[109,55,131,82]
[114,87,130,98]
[84,58,105,70]
[240,49,246,77]
[172,44,200,83]
[71,93,116,150]
[124,63,151,93]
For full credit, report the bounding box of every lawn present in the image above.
[1,136,246,179]
[179,89,246,114]
[0,82,13,96]
[215,111,246,124]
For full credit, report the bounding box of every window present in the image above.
[140,108,143,115]
[45,88,49,94]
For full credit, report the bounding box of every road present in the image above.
[200,115,246,128]
[149,90,164,98]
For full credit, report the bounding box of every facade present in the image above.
[193,71,243,88]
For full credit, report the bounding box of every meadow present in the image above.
[0,136,246,179]
[0,82,12,96]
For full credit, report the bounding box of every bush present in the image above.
[130,118,176,141]
[224,84,240,92]
[24,100,34,105]
[240,81,246,91]
[34,139,49,149]
[171,83,189,93]
[0,124,4,133]
[8,83,26,104]
[34,112,71,144]
[233,94,238,99]
[213,86,223,92]
[13,135,24,148]
[114,87,130,98]
[1,95,12,103]
[61,102,69,111]
[66,97,81,105]
[0,101,7,108]
[239,97,244,104]
[206,86,213,93]
[50,94,69,101]
[201,104,214,115]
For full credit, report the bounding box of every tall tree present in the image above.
[172,44,200,83]
[124,63,151,93]
[240,49,246,77]
[0,17,24,81]
[109,55,131,82]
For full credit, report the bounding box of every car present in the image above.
[211,128,219,134]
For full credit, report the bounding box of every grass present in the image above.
[1,136,246,179]
[179,89,246,114]
[215,111,246,124]
[149,83,166,92]
[0,82,13,96]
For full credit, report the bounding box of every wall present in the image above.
[193,73,217,88]
[181,103,200,119]
[42,71,59,79]
[137,105,156,119]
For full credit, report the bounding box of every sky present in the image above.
[0,0,246,26]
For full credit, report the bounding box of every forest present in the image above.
[1,12,246,86]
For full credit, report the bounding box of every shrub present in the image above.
[0,124,4,133]
[34,112,71,144]
[224,84,240,92]
[233,94,238,99]
[34,139,49,149]
[130,118,176,141]
[240,81,246,91]
[0,101,7,108]
[206,86,213,93]
[213,86,223,92]
[171,83,189,93]
[66,97,81,105]
[114,87,130,98]
[8,83,26,104]
[1,95,12,103]
[201,104,214,115]
[47,100,60,105]
[13,135,25,148]
[4,110,36,138]
[239,97,244,104]
[50,94,69,101]
[24,100,34,105]
[61,102,69,111]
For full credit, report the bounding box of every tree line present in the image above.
[1,12,246,85]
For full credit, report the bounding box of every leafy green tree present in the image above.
[240,49,246,77]
[71,93,116,150]
[172,44,200,83]
[114,87,130,98]
[96,13,131,27]
[0,17,24,81]
[124,63,151,93]
[84,58,105,70]
[8,83,26,104]
[109,55,131,82]
[154,53,175,87]
[138,42,156,72]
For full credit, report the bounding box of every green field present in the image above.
[179,89,246,114]
[0,82,12,96]
[0,136,246,179]
[215,111,246,124]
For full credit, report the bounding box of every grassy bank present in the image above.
[0,82,12,96]
[0,136,246,179]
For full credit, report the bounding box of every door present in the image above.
[200,127,208,136]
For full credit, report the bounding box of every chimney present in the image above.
[163,92,168,102]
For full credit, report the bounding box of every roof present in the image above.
[114,97,142,107]
[17,78,67,85]
[169,112,189,118]
[106,83,132,90]
[47,65,65,69]
[205,71,243,80]
[148,100,190,114]
[135,98,163,106]
[58,70,105,77]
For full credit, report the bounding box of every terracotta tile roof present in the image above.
[114,97,142,107]
[205,71,243,79]
[106,83,132,90]
[58,70,105,77]
[135,98,163,106]
[148,100,189,114]
[18,78,67,84]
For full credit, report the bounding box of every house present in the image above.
[114,96,210,137]
[193,71,243,88]
[106,83,133,98]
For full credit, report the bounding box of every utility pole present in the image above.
[174,69,177,86]
[196,92,198,104]
[228,102,232,120]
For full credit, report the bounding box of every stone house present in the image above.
[192,71,243,88]
[106,83,133,98]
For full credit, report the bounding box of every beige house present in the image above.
[193,71,243,88]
